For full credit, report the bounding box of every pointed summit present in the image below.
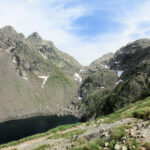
[90,52,114,70]
[0,25,25,41]
[0,25,17,34]
[0,25,18,36]
[27,32,42,44]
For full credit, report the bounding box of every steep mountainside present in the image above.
[0,26,82,123]
[79,39,150,120]
[78,53,118,121]
[104,39,150,114]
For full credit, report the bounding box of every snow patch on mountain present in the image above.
[117,70,124,77]
[101,64,110,69]
[116,79,123,85]
[38,76,49,88]
[101,87,105,89]
[23,77,28,80]
[74,73,82,82]
[39,51,48,60]
[13,59,16,64]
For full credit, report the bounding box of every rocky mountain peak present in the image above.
[115,38,150,57]
[90,52,114,71]
[0,26,25,48]
[27,32,42,44]
[92,52,114,64]
[0,25,17,34]
[109,38,150,71]
[127,38,150,48]
[0,25,22,40]
[0,25,82,123]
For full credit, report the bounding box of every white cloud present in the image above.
[0,0,150,65]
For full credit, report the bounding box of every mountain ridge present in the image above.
[78,38,150,121]
[0,25,150,124]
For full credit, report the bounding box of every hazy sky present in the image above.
[0,0,150,65]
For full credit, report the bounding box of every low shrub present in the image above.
[111,126,127,140]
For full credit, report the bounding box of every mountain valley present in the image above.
[0,26,150,149]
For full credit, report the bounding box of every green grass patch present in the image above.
[48,129,85,139]
[71,139,117,150]
[32,144,50,150]
[47,69,71,85]
[132,107,150,119]
[13,80,21,95]
[69,139,86,149]
[72,142,101,150]
[95,96,150,124]
[111,126,127,140]
[126,138,140,150]
[143,142,150,150]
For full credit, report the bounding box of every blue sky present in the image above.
[0,0,150,65]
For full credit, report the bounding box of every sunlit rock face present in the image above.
[0,26,82,123]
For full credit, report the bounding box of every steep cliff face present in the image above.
[103,39,150,114]
[78,54,118,120]
[90,52,114,71]
[0,26,82,123]
[79,39,150,120]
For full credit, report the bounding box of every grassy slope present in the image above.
[0,97,150,149]
[75,97,150,150]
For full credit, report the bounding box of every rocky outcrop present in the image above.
[90,52,114,71]
[103,39,150,114]
[79,39,150,120]
[78,54,118,121]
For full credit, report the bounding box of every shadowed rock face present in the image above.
[0,26,82,123]
[103,39,150,114]
[79,39,150,121]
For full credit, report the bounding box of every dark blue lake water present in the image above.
[0,115,79,144]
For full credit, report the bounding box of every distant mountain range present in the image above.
[0,26,150,123]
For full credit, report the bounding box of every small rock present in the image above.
[122,140,126,144]
[105,142,109,147]
[129,129,135,137]
[122,146,127,150]
[133,126,137,130]
[121,136,126,140]
[132,146,136,149]
[137,124,142,128]
[104,132,110,140]
[136,131,141,135]
[114,144,121,150]
[99,128,104,133]
[140,147,146,150]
